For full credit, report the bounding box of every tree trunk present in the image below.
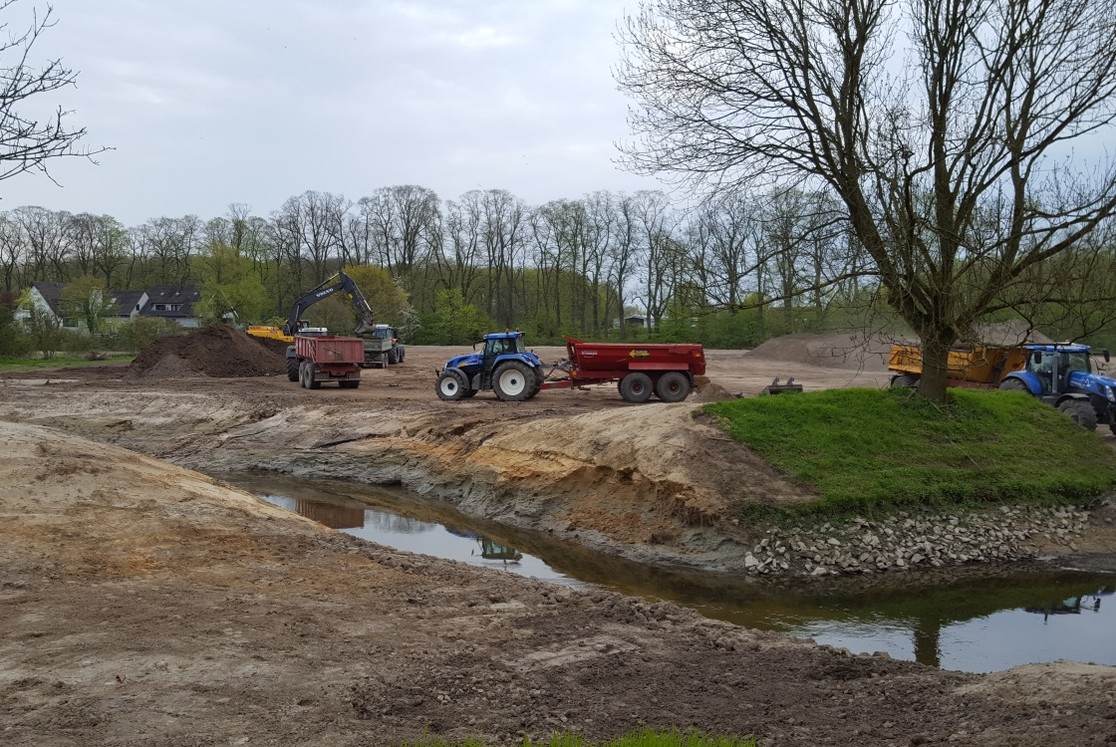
[917,333,955,403]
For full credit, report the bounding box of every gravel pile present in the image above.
[740,505,1092,576]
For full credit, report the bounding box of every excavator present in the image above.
[246,271,392,375]
[247,270,375,343]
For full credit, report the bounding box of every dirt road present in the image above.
[2,337,1116,745]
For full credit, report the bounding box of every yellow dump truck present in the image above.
[888,344,1028,388]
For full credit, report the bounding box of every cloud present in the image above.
[4,0,663,224]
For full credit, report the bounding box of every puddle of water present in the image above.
[224,472,1116,674]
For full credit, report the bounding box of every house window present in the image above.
[152,303,183,312]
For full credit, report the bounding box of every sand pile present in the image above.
[746,322,1053,371]
[746,331,895,371]
[128,324,286,378]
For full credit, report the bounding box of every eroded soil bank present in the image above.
[2,341,1116,745]
[4,419,1116,747]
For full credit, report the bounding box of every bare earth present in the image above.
[2,334,1116,746]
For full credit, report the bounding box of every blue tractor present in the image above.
[434,331,546,402]
[998,343,1115,432]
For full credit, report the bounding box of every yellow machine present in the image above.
[246,325,293,344]
[888,344,1028,388]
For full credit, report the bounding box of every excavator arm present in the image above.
[283,271,375,336]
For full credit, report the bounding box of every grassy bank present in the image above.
[705,388,1116,518]
[0,354,132,371]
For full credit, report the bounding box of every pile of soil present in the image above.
[127,324,286,378]
[747,322,1054,371]
[747,331,895,371]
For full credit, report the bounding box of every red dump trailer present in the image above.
[293,335,363,389]
[543,336,706,403]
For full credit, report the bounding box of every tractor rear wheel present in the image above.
[287,357,299,382]
[1058,399,1098,431]
[619,372,654,403]
[435,370,467,401]
[493,361,532,401]
[654,371,691,402]
[998,378,1029,392]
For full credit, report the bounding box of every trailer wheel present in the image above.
[619,372,653,403]
[1058,399,1098,431]
[300,361,321,390]
[387,348,399,365]
[287,357,299,382]
[655,371,691,402]
[435,370,467,401]
[493,361,532,401]
[889,374,918,389]
[298,361,310,389]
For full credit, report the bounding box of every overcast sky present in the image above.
[5,0,669,226]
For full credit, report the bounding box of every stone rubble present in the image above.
[740,505,1091,576]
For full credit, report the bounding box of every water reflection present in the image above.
[225,472,1116,674]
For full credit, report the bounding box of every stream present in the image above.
[223,471,1116,674]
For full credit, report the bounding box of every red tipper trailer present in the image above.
[542,336,706,403]
[293,335,363,390]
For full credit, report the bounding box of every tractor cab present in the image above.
[1024,344,1106,396]
[483,333,527,368]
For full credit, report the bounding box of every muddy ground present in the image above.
[2,332,1116,746]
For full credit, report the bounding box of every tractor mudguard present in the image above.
[1001,371,1042,395]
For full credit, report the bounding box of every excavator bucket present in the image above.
[759,377,804,395]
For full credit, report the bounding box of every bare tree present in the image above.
[0,211,23,290]
[618,0,1116,399]
[0,1,104,185]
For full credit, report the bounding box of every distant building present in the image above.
[140,286,201,328]
[15,282,202,331]
[13,281,79,329]
[624,315,649,329]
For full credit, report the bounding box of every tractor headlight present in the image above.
[1107,386,1116,403]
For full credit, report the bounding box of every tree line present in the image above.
[0,185,897,348]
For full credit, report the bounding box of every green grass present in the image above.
[705,387,1116,519]
[0,353,133,371]
[403,730,757,747]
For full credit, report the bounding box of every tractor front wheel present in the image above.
[493,361,532,401]
[435,370,467,401]
[287,357,299,382]
[1058,399,1098,431]
[619,372,654,403]
[998,378,1029,393]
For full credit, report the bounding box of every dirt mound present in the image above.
[747,323,1054,372]
[970,320,1053,346]
[128,324,286,378]
[747,331,895,371]
[691,376,738,402]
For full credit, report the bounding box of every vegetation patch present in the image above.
[706,388,1116,519]
[0,354,132,371]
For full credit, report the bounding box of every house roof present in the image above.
[110,290,146,317]
[30,281,65,315]
[140,286,200,319]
